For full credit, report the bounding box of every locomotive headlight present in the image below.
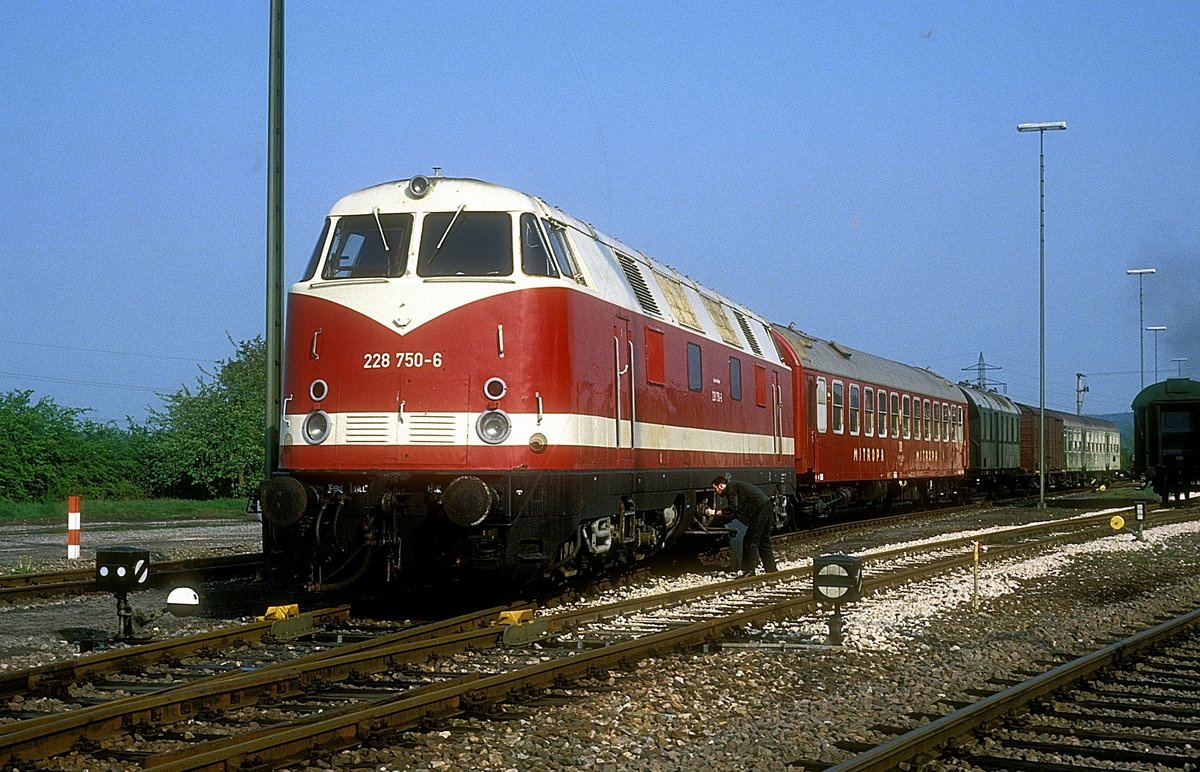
[309,379,328,402]
[302,410,331,444]
[476,409,512,444]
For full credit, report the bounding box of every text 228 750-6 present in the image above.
[362,352,444,369]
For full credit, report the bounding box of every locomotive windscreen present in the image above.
[417,211,513,277]
[321,213,413,280]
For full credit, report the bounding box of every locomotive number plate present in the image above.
[362,352,444,369]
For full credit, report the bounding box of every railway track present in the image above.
[1,507,1187,771]
[826,606,1200,771]
[0,553,265,603]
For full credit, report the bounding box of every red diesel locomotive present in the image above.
[259,176,971,592]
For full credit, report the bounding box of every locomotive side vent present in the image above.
[733,310,763,356]
[407,414,459,444]
[344,414,392,444]
[615,252,663,318]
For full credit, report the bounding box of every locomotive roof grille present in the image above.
[615,251,663,318]
[733,310,763,356]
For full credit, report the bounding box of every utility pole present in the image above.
[1075,373,1089,415]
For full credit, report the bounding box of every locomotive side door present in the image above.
[613,318,635,464]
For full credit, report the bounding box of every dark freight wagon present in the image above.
[1132,378,1200,503]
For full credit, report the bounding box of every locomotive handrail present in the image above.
[628,339,637,449]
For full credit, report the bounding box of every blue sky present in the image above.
[2,2,1196,423]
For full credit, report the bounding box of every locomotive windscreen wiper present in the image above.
[372,208,390,253]
[428,204,466,265]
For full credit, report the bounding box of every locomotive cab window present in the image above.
[520,214,559,278]
[417,211,513,277]
[302,218,332,281]
[543,218,586,285]
[322,213,413,280]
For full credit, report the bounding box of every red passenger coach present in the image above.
[260,176,793,592]
[772,325,968,512]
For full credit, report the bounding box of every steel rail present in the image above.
[0,552,265,601]
[825,606,1200,772]
[1,507,1192,768]
[0,603,529,765]
[142,512,1188,770]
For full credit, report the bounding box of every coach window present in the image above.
[914,397,923,439]
[878,390,888,437]
[687,343,702,392]
[807,376,817,428]
[832,381,845,434]
[729,357,743,401]
[849,384,860,435]
[323,212,413,280]
[542,219,586,285]
[644,328,665,385]
[890,393,900,438]
[933,402,941,441]
[417,211,513,277]
[816,377,828,433]
[943,403,950,440]
[864,387,874,437]
[520,214,559,277]
[902,395,911,439]
[923,400,931,440]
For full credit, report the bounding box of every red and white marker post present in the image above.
[67,495,81,559]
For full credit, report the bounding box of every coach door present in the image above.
[613,319,635,463]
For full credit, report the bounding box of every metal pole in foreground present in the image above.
[1018,121,1066,510]
[265,0,285,480]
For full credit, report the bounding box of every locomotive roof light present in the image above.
[407,175,432,199]
[309,379,328,402]
[483,377,508,401]
[302,410,331,445]
[476,408,512,444]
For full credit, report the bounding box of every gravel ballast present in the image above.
[2,504,1197,771]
